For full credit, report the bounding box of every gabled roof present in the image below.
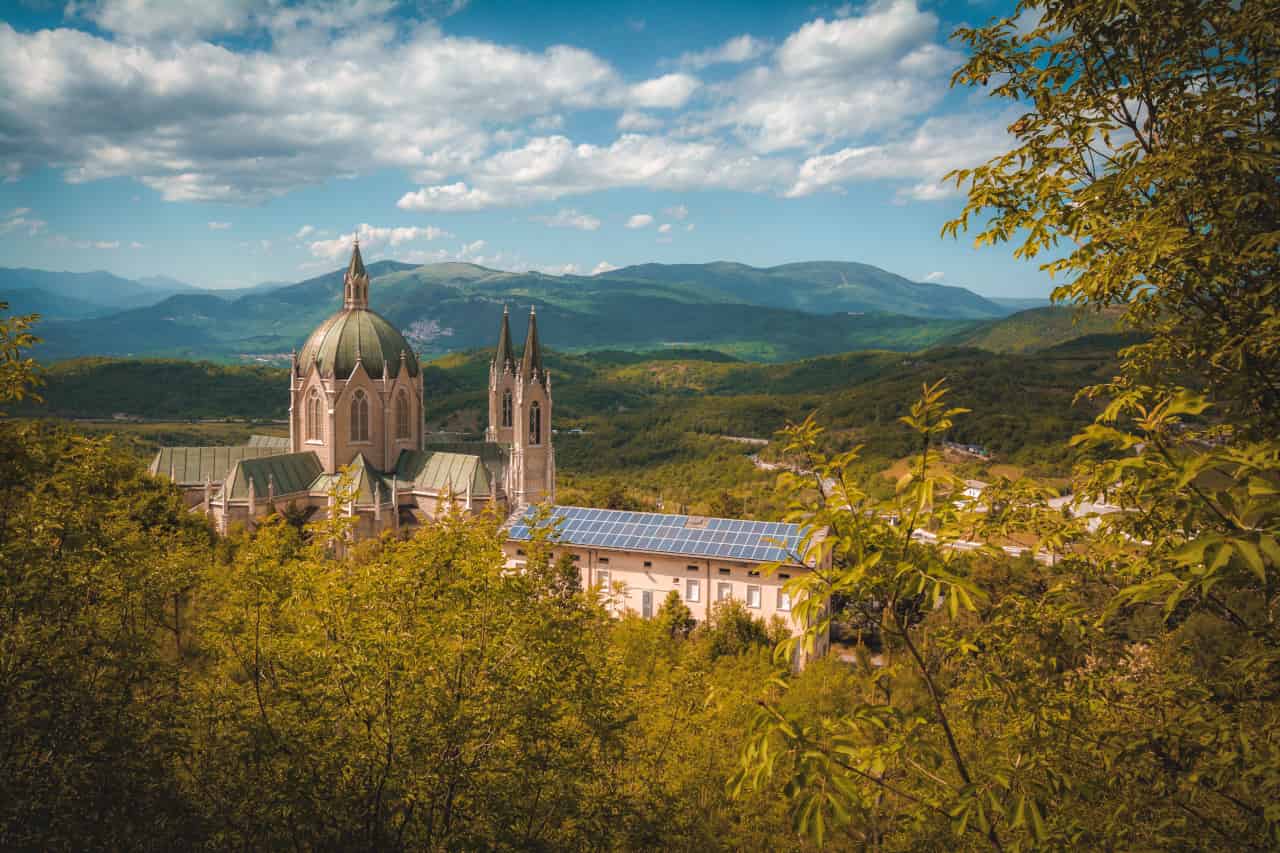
[150,444,289,486]
[224,451,324,499]
[247,434,290,449]
[519,307,545,386]
[395,449,492,497]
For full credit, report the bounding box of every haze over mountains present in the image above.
[3,260,1100,363]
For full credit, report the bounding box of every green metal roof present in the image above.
[225,451,324,500]
[297,307,420,380]
[150,444,289,485]
[395,449,492,497]
[247,434,290,449]
[307,453,391,505]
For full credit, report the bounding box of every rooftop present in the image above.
[507,505,811,564]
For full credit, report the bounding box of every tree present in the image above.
[656,589,695,639]
[944,0,1280,433]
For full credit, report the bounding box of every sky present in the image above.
[0,0,1050,297]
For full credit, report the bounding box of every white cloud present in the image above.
[400,134,792,210]
[539,262,579,276]
[785,113,1013,198]
[294,224,315,239]
[591,261,618,274]
[657,223,672,233]
[0,208,47,236]
[626,213,654,229]
[129,240,145,248]
[676,34,768,69]
[685,223,695,232]
[663,204,688,220]
[533,208,601,231]
[398,182,496,212]
[207,220,232,230]
[627,73,700,109]
[309,222,452,259]
[69,0,258,41]
[924,271,945,282]
[617,110,663,131]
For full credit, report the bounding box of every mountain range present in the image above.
[4,260,1094,363]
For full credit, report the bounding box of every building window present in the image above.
[717,582,733,602]
[350,389,370,442]
[306,389,323,442]
[686,579,700,602]
[501,389,513,428]
[718,567,731,575]
[597,569,610,588]
[686,564,699,572]
[395,390,411,439]
[642,589,654,619]
[747,585,761,608]
[516,548,526,556]
[777,589,792,612]
[529,401,542,445]
[643,561,652,568]
[598,557,609,564]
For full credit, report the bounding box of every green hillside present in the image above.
[945,304,1133,352]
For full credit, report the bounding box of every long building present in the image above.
[150,240,830,663]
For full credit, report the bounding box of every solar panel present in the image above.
[507,505,809,565]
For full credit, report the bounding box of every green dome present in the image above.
[298,308,420,380]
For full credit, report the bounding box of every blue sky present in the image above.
[0,0,1049,296]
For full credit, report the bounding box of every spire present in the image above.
[519,305,545,385]
[493,304,516,373]
[343,237,369,309]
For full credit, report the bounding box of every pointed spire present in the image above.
[520,305,545,385]
[493,304,516,373]
[343,237,369,310]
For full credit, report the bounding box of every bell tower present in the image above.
[486,305,518,444]
[510,307,554,506]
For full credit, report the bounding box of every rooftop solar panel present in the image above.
[509,505,811,565]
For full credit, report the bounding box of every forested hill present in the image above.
[24,259,1016,363]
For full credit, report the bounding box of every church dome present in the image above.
[297,307,420,380]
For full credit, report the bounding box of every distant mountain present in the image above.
[989,296,1052,312]
[135,274,199,293]
[31,259,984,363]
[3,287,113,321]
[599,261,1008,319]
[1,267,202,316]
[945,305,1130,353]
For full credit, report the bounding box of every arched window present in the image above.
[395,390,411,439]
[350,389,370,442]
[501,389,513,428]
[529,401,541,446]
[306,389,323,442]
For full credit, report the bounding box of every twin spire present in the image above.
[493,304,545,385]
[343,238,369,310]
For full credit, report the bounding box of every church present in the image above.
[150,240,828,662]
[150,239,553,537]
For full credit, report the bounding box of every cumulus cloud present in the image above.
[533,208,601,231]
[0,16,681,202]
[785,113,1013,198]
[294,224,315,239]
[539,262,579,276]
[626,213,654,229]
[676,34,768,69]
[663,204,688,220]
[924,271,945,282]
[657,223,672,233]
[1,1,1008,211]
[591,261,618,275]
[308,223,452,259]
[207,220,232,230]
[400,134,792,209]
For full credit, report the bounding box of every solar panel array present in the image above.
[508,505,807,564]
